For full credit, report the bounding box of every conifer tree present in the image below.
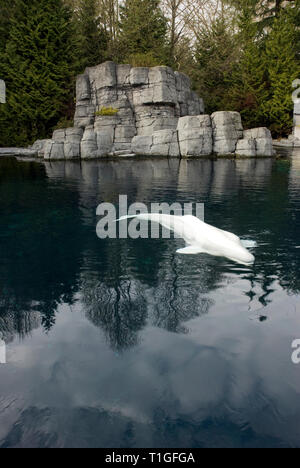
[262,9,300,136]
[0,1,15,51]
[0,0,77,147]
[193,17,239,114]
[119,0,168,65]
[76,0,109,69]
[222,2,270,129]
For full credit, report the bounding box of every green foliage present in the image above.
[54,117,74,130]
[1,0,299,144]
[75,0,109,69]
[96,107,119,116]
[0,1,15,50]
[193,17,239,114]
[126,52,164,68]
[223,34,270,129]
[119,0,168,64]
[221,1,300,136]
[0,0,78,147]
[261,9,300,136]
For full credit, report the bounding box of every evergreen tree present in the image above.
[0,0,77,147]
[193,17,239,114]
[0,1,15,51]
[119,0,168,65]
[76,0,109,69]
[222,7,270,129]
[262,8,300,136]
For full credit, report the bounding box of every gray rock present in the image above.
[132,135,153,155]
[76,74,91,101]
[113,142,133,152]
[74,104,95,128]
[255,138,274,156]
[43,141,53,160]
[52,129,66,142]
[65,127,83,141]
[114,126,136,142]
[235,138,256,157]
[117,64,132,86]
[211,111,243,155]
[130,67,149,86]
[94,115,120,130]
[30,139,49,152]
[243,127,271,139]
[96,127,114,155]
[81,126,98,159]
[243,128,274,156]
[30,139,50,157]
[177,115,212,157]
[151,129,180,157]
[64,142,81,159]
[46,142,65,160]
[178,115,211,131]
[42,61,277,161]
[86,61,116,89]
[0,147,38,157]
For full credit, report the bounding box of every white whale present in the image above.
[117,214,256,266]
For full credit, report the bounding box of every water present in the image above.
[0,150,300,448]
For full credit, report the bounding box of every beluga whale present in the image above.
[117,214,256,266]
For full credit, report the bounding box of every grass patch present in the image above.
[96,107,119,116]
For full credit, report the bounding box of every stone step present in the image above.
[0,148,37,157]
[109,152,136,158]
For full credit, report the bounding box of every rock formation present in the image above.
[38,61,274,160]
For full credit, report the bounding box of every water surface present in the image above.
[0,150,300,448]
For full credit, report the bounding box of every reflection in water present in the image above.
[0,152,300,447]
[82,278,147,351]
[0,154,299,342]
[149,256,213,334]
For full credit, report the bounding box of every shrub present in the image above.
[96,107,119,116]
[53,117,74,130]
[125,52,164,68]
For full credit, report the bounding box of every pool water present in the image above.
[0,150,300,448]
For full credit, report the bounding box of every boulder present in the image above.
[74,104,95,128]
[243,127,271,139]
[235,138,256,157]
[132,135,153,155]
[96,127,114,155]
[30,139,50,157]
[44,141,65,160]
[130,67,149,86]
[151,129,180,157]
[177,115,212,157]
[81,126,98,159]
[52,129,66,142]
[117,64,132,86]
[86,61,117,90]
[211,111,243,155]
[76,74,91,101]
[256,138,274,157]
[243,128,274,156]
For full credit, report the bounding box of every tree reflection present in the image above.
[82,278,147,352]
[1,153,300,347]
[149,255,213,334]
